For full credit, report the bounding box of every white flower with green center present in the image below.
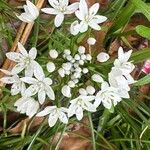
[17,0,39,23]
[21,65,55,104]
[0,69,26,96]
[94,82,122,109]
[41,0,79,27]
[14,96,39,118]
[37,106,68,127]
[6,42,38,77]
[70,0,107,35]
[68,95,96,120]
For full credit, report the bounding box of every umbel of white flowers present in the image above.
[0,45,135,127]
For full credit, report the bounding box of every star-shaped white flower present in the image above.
[94,82,122,109]
[114,47,135,74]
[6,42,38,77]
[37,106,68,127]
[14,96,39,118]
[108,68,131,99]
[41,0,79,27]
[70,0,107,35]
[0,69,26,96]
[68,95,96,120]
[17,0,39,23]
[21,64,55,104]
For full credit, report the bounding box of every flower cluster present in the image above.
[16,0,107,35]
[0,0,136,128]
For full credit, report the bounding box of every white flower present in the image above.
[97,52,110,62]
[68,95,96,120]
[87,37,96,45]
[92,74,104,83]
[86,85,95,95]
[17,0,39,23]
[86,54,92,61]
[47,62,56,73]
[71,0,107,35]
[108,68,131,99]
[14,96,39,118]
[0,69,26,96]
[61,85,71,97]
[70,20,80,35]
[94,82,122,109]
[82,68,89,74]
[114,47,135,74]
[21,65,55,104]
[49,49,58,59]
[58,68,65,77]
[78,46,85,54]
[68,80,75,88]
[41,0,79,27]
[37,106,68,127]
[6,42,38,77]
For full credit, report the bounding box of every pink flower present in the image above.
[142,59,150,74]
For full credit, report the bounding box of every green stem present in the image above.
[55,125,67,150]
[88,112,96,150]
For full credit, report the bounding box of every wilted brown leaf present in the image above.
[9,116,44,133]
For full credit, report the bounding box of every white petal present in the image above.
[46,62,55,73]
[0,77,15,84]
[6,52,23,62]
[93,15,107,24]
[45,85,55,100]
[70,20,80,35]
[43,78,52,85]
[26,0,39,18]
[37,106,56,116]
[11,83,21,95]
[21,77,37,84]
[61,85,71,98]
[76,106,83,121]
[38,89,46,104]
[25,63,34,77]
[68,103,76,117]
[11,63,25,74]
[54,13,64,27]
[48,0,59,8]
[89,3,99,16]
[59,112,68,124]
[41,8,59,14]
[18,42,28,56]
[25,84,39,96]
[66,2,79,14]
[92,74,104,83]
[29,47,37,59]
[75,10,84,20]
[79,21,88,33]
[33,62,45,81]
[97,52,110,62]
[94,95,102,107]
[89,21,101,30]
[48,113,58,127]
[79,0,88,18]
[17,13,33,23]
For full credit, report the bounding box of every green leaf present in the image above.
[130,48,150,64]
[131,0,150,21]
[136,25,150,40]
[134,74,150,86]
